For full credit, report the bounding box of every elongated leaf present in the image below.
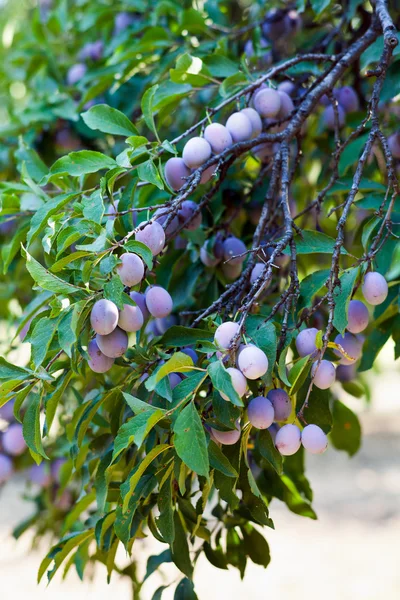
[208,361,243,407]
[122,444,170,512]
[284,230,349,255]
[332,267,360,335]
[23,394,48,462]
[159,326,214,347]
[23,247,88,297]
[173,401,209,477]
[208,440,238,477]
[50,151,117,177]
[81,104,138,137]
[27,193,74,247]
[141,85,159,138]
[112,409,165,460]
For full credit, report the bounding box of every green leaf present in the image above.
[23,247,88,297]
[208,361,243,407]
[257,429,283,475]
[49,151,117,178]
[82,189,104,223]
[330,400,361,456]
[16,138,48,183]
[23,394,48,462]
[159,326,214,347]
[285,230,349,255]
[27,193,74,247]
[1,223,29,274]
[208,440,238,477]
[103,277,125,310]
[112,409,165,461]
[156,474,175,545]
[241,525,271,568]
[81,104,138,137]
[174,578,198,600]
[122,444,170,512]
[137,160,164,189]
[141,85,159,139]
[123,240,154,270]
[38,531,94,583]
[171,511,193,578]
[172,371,207,405]
[332,268,359,335]
[289,355,311,395]
[29,315,60,368]
[173,401,209,477]
[298,269,329,309]
[311,0,332,14]
[155,352,195,383]
[203,55,239,77]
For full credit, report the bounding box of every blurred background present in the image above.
[1,339,399,599]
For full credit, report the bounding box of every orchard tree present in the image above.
[0,0,399,597]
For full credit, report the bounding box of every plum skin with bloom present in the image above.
[362,272,388,306]
[347,300,369,334]
[214,321,240,350]
[267,388,291,421]
[238,345,268,380]
[301,424,328,454]
[90,299,119,336]
[311,360,336,390]
[145,286,173,318]
[247,396,275,429]
[135,221,165,256]
[295,328,319,357]
[275,424,301,456]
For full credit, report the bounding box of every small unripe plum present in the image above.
[204,123,233,154]
[117,253,145,287]
[178,200,202,230]
[334,332,363,365]
[223,236,247,265]
[388,132,400,159]
[130,291,149,320]
[3,424,26,456]
[323,104,346,130]
[87,339,115,373]
[275,423,301,456]
[29,463,51,487]
[66,63,87,86]
[250,263,264,284]
[145,286,173,318]
[220,367,248,401]
[96,327,128,358]
[90,299,119,335]
[154,207,179,236]
[347,300,369,334]
[225,112,253,142]
[248,396,274,429]
[169,372,183,389]
[214,321,240,350]
[221,261,242,280]
[211,424,241,445]
[182,137,212,169]
[336,363,356,382]
[267,388,291,421]
[164,157,191,191]
[253,88,281,118]
[238,345,268,380]
[277,90,294,119]
[118,304,144,332]
[240,108,262,137]
[362,272,388,306]
[0,399,15,422]
[311,359,336,389]
[295,328,319,357]
[301,424,328,454]
[200,244,220,267]
[0,454,13,484]
[181,347,198,363]
[200,165,217,184]
[334,86,359,113]
[135,221,165,256]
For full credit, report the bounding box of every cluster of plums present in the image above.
[206,271,388,455]
[164,85,294,192]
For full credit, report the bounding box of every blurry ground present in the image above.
[0,342,399,600]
